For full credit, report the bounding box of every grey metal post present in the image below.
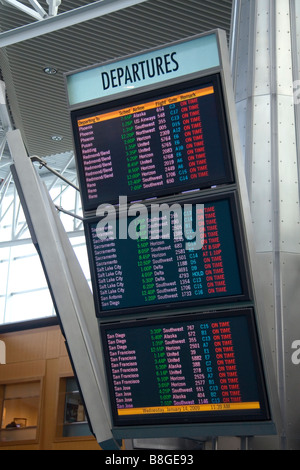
[230,0,300,450]
[7,129,119,450]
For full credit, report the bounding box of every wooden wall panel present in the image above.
[1,330,48,363]
[0,360,46,382]
[0,325,100,450]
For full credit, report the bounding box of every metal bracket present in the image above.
[30,155,79,192]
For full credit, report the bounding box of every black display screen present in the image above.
[71,74,233,211]
[100,309,270,427]
[84,192,250,318]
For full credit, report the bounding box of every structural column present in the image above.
[230,0,300,449]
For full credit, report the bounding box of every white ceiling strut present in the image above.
[1,0,47,20]
[0,0,61,19]
[0,0,147,47]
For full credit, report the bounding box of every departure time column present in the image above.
[136,217,156,304]
[150,328,172,407]
[122,114,142,192]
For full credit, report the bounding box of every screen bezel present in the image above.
[84,190,252,319]
[100,308,271,428]
[71,73,234,212]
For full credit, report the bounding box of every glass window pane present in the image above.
[0,196,30,242]
[0,298,5,324]
[2,397,39,428]
[65,392,86,424]
[57,377,92,438]
[4,290,54,324]
[72,242,91,281]
[0,247,10,261]
[0,381,41,443]
[9,254,47,292]
[0,188,89,325]
[0,197,13,243]
[0,261,9,296]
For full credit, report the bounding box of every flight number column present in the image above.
[156,106,176,184]
[171,209,204,299]
[187,324,207,404]
[171,211,193,299]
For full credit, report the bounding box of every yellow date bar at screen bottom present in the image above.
[117,402,260,416]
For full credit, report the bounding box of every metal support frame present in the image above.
[1,0,46,20]
[1,149,82,241]
[7,128,119,450]
[31,155,79,192]
[0,168,81,242]
[0,181,26,241]
[0,82,12,128]
[0,171,12,206]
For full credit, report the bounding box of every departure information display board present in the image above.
[100,309,270,427]
[66,33,275,441]
[85,193,250,317]
[71,74,233,211]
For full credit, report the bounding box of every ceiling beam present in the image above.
[0,0,147,47]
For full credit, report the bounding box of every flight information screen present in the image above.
[84,193,250,317]
[100,309,270,427]
[71,74,233,211]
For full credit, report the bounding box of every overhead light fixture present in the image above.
[51,135,63,141]
[43,66,58,75]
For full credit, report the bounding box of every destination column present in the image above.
[106,332,140,411]
[78,121,114,201]
[90,224,125,309]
